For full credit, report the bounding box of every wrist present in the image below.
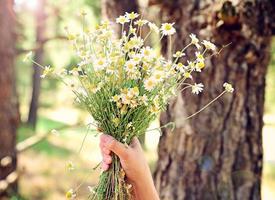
[132,175,159,200]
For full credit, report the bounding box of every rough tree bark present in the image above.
[0,0,20,197]
[27,0,47,128]
[152,1,275,200]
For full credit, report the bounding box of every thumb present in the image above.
[105,136,128,160]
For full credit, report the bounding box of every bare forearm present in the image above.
[132,176,159,200]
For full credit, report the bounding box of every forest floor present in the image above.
[15,112,275,200]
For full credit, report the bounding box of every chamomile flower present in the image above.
[173,51,185,58]
[153,70,164,82]
[195,51,204,61]
[66,161,75,171]
[129,36,144,48]
[141,47,155,61]
[116,15,130,24]
[144,77,156,91]
[202,40,216,51]
[223,82,234,93]
[195,61,205,71]
[112,95,120,102]
[184,71,192,79]
[148,22,159,34]
[142,62,150,72]
[131,53,142,63]
[40,65,53,78]
[126,12,139,20]
[125,60,137,73]
[94,58,107,71]
[187,61,196,70]
[66,189,76,199]
[160,23,176,36]
[191,83,204,94]
[176,62,186,73]
[135,19,148,26]
[189,33,201,49]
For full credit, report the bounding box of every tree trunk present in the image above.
[152,1,275,200]
[0,0,20,197]
[27,0,47,128]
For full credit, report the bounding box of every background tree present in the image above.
[0,0,20,197]
[151,1,275,199]
[27,0,47,128]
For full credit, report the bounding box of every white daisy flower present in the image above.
[189,33,201,49]
[125,60,137,73]
[144,77,157,91]
[66,161,75,171]
[129,36,144,48]
[173,51,185,58]
[160,23,176,36]
[223,82,234,93]
[153,70,164,82]
[191,83,204,94]
[94,58,107,71]
[176,63,187,73]
[148,22,159,34]
[66,189,76,199]
[131,53,142,63]
[126,12,139,20]
[116,15,130,24]
[195,51,204,61]
[40,65,52,78]
[135,19,148,26]
[187,60,196,70]
[202,40,216,51]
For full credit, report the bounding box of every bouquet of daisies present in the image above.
[25,11,233,200]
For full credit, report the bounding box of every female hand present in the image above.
[99,134,159,200]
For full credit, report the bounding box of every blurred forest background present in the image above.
[0,0,275,199]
